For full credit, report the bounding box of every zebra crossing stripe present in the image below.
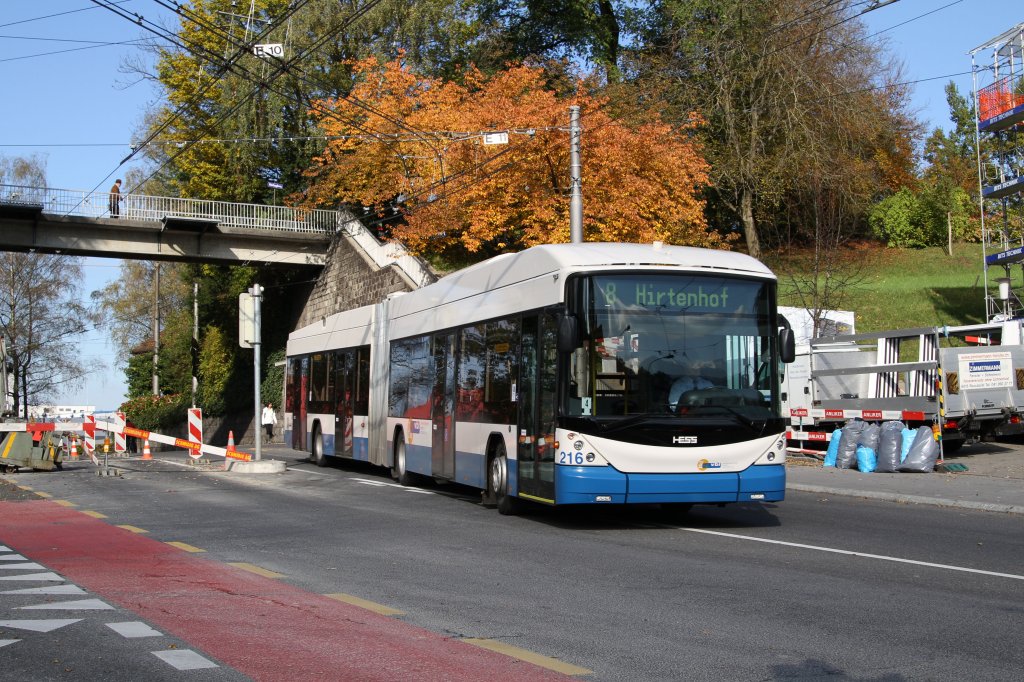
[0,619,81,632]
[1,585,86,595]
[18,598,113,610]
[0,572,64,581]
[152,649,219,670]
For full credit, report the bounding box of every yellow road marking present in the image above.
[34,491,52,498]
[166,541,205,553]
[2,433,16,458]
[82,510,108,519]
[228,562,284,579]
[17,485,32,491]
[463,638,592,676]
[54,500,77,507]
[325,593,405,616]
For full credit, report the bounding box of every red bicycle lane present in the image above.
[0,500,577,681]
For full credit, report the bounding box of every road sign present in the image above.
[239,292,256,348]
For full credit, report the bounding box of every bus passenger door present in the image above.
[291,356,309,451]
[432,333,456,479]
[517,313,557,503]
[335,351,353,457]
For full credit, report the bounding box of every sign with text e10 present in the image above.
[253,43,284,58]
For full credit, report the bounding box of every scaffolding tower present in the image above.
[972,23,1024,321]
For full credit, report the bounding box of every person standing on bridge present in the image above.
[262,402,277,442]
[109,179,122,218]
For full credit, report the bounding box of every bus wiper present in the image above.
[700,405,762,429]
[600,414,657,433]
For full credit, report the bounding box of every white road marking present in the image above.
[19,598,113,610]
[1,585,86,595]
[106,621,163,638]
[0,639,20,648]
[0,545,9,551]
[0,619,82,632]
[0,562,45,570]
[680,527,1024,581]
[0,554,27,561]
[152,649,219,670]
[0,572,64,582]
[351,477,436,494]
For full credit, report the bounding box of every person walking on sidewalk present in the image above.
[262,402,278,442]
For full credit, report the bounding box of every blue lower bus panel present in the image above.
[554,464,785,505]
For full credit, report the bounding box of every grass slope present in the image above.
[767,243,1001,332]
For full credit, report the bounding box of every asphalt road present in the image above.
[2,451,1022,681]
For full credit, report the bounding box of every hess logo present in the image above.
[673,435,697,444]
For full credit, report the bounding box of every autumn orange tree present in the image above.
[304,57,727,262]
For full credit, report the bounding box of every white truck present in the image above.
[779,308,1024,452]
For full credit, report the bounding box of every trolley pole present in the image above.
[569,105,583,244]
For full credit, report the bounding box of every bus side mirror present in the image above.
[779,328,795,363]
[557,314,580,353]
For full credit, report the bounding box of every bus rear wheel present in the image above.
[392,433,413,486]
[488,444,518,516]
[311,426,326,467]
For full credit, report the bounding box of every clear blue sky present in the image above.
[1,0,1022,409]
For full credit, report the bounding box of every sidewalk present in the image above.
[786,441,1024,515]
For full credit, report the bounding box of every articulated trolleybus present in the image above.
[285,242,795,514]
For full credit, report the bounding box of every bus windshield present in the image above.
[567,273,780,422]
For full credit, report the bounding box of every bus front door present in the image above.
[290,356,308,451]
[431,333,456,479]
[517,313,557,504]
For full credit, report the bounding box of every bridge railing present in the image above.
[1,183,435,287]
[0,184,335,234]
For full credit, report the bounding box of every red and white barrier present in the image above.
[114,412,126,454]
[789,407,927,422]
[0,415,253,464]
[187,408,203,461]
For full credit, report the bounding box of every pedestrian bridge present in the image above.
[0,184,432,285]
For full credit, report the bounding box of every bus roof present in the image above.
[433,242,775,287]
[289,242,776,354]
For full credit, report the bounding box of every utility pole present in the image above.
[252,284,263,461]
[152,263,160,395]
[192,281,199,407]
[569,105,584,244]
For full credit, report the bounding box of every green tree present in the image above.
[640,0,917,258]
[198,325,233,415]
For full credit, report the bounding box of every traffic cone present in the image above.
[142,439,152,460]
[70,438,79,460]
[224,431,236,471]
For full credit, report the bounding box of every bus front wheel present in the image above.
[488,444,518,516]
[392,433,413,486]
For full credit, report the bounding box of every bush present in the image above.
[120,393,189,432]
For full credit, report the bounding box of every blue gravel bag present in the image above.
[823,429,842,467]
[855,444,877,472]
